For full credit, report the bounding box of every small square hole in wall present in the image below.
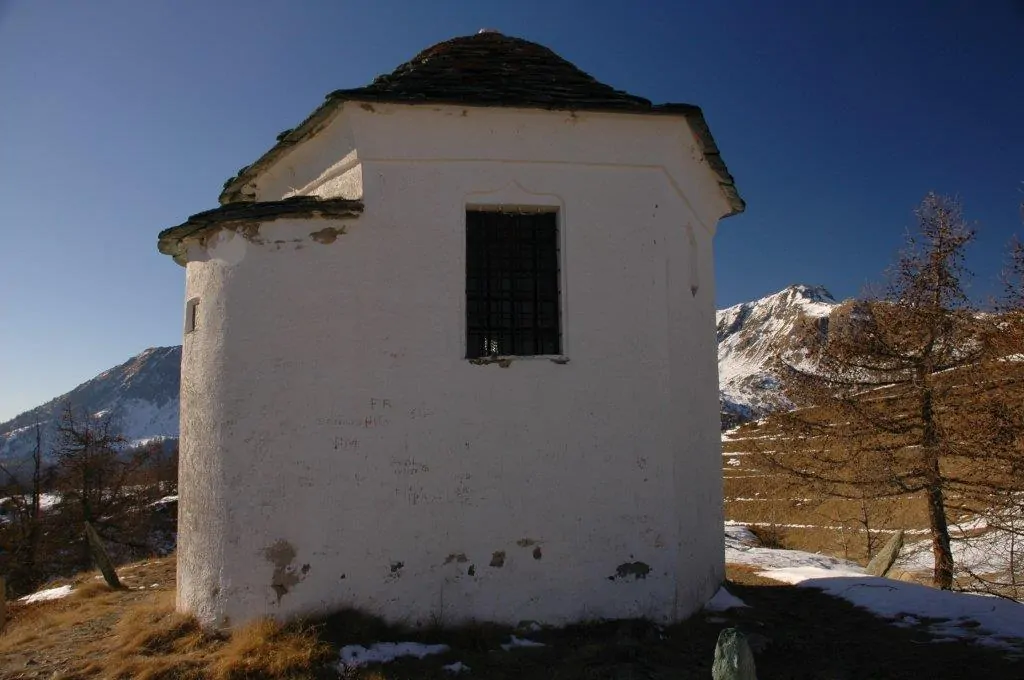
[185,298,200,333]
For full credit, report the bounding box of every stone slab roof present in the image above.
[158,197,363,265]
[218,32,743,216]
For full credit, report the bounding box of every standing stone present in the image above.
[712,628,757,680]
[866,530,905,577]
[84,522,124,589]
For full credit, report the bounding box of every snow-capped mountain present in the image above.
[0,285,836,461]
[717,284,837,426]
[0,346,181,464]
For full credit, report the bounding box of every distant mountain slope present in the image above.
[0,286,838,460]
[716,284,837,425]
[0,346,181,463]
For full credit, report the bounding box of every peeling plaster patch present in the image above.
[237,222,265,243]
[263,539,305,603]
[444,553,469,564]
[515,538,536,547]
[469,357,512,367]
[532,546,543,560]
[610,561,651,581]
[310,226,347,244]
[489,551,506,568]
[390,561,405,574]
[467,565,476,576]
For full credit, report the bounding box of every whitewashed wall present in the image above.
[177,103,727,628]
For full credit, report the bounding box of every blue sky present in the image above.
[1,0,1022,421]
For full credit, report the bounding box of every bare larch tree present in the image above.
[757,193,1024,591]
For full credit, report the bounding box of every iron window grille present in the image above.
[466,210,561,358]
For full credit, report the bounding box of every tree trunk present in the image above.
[25,423,42,577]
[926,479,954,589]
[921,386,954,589]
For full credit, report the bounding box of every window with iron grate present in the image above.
[185,298,199,334]
[466,210,561,358]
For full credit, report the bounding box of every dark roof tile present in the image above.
[215,32,743,216]
[327,32,653,111]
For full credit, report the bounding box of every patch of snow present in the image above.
[726,519,926,534]
[705,586,749,611]
[724,523,760,547]
[501,635,546,650]
[338,642,449,669]
[130,435,176,448]
[724,522,1024,650]
[18,584,73,604]
[721,426,744,440]
[149,495,178,507]
[895,512,1024,579]
[792,574,1024,652]
[443,661,471,673]
[757,565,867,583]
[725,522,866,575]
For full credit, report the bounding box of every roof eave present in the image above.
[219,96,744,218]
[158,197,364,266]
[656,104,745,218]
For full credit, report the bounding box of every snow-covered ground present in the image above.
[501,635,546,650]
[896,515,1024,577]
[339,642,450,669]
[0,492,61,523]
[726,521,1024,653]
[725,523,866,575]
[798,576,1024,652]
[705,585,749,611]
[336,635,547,672]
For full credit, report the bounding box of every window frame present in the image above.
[184,297,200,334]
[464,207,563,360]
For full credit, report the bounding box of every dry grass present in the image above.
[208,617,332,680]
[722,358,1024,571]
[723,420,937,565]
[0,557,331,680]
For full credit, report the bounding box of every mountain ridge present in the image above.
[0,346,180,463]
[717,284,837,426]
